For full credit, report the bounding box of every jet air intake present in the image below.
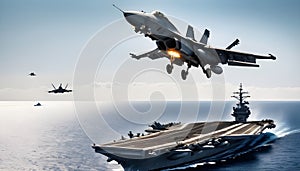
[156,38,181,51]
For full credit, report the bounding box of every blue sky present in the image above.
[0,0,300,100]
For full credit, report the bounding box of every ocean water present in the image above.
[0,101,300,171]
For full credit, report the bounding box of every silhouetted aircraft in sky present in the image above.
[28,72,36,76]
[48,83,72,94]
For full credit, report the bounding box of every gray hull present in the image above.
[92,121,276,170]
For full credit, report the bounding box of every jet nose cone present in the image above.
[123,11,140,26]
[123,12,136,18]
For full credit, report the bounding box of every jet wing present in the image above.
[130,48,184,66]
[48,90,55,93]
[130,48,166,60]
[214,48,276,67]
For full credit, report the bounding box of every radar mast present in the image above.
[231,83,251,122]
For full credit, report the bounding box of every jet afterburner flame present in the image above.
[167,49,181,58]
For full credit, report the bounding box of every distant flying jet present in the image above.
[29,72,36,76]
[113,5,276,80]
[48,83,72,94]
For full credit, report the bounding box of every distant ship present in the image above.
[34,102,42,106]
[92,84,276,171]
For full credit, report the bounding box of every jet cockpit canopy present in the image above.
[152,11,166,18]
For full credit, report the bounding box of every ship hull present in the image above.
[92,121,276,171]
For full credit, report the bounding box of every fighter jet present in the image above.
[113,5,276,80]
[48,83,72,94]
[28,72,36,76]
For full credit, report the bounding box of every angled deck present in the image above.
[96,121,270,158]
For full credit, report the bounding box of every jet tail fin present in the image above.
[186,25,195,40]
[200,29,210,45]
[51,83,56,89]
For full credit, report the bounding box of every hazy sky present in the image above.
[1,0,300,101]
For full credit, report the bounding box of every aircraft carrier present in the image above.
[92,84,276,171]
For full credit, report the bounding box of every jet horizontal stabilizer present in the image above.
[226,39,240,50]
[228,60,259,67]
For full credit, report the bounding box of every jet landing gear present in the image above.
[166,56,176,74]
[181,64,191,80]
[181,70,187,80]
[204,68,211,78]
[166,64,173,74]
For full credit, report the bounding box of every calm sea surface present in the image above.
[0,101,299,171]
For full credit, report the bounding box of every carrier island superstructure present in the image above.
[92,84,276,171]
